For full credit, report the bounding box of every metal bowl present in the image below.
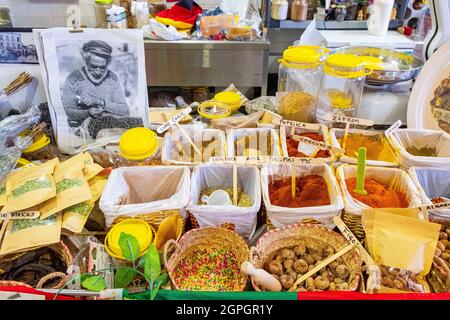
[332,46,423,85]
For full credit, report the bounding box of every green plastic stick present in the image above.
[355,147,368,196]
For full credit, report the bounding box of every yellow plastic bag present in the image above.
[153,214,183,251]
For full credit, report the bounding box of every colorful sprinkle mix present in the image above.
[173,248,241,291]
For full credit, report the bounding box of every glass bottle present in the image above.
[291,0,308,21]
[271,0,289,20]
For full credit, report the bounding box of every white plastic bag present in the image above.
[161,126,227,166]
[261,163,344,229]
[99,166,190,227]
[227,128,282,158]
[408,167,450,217]
[388,129,450,168]
[336,164,422,216]
[330,128,398,167]
[142,19,185,41]
[280,124,337,163]
[187,164,261,239]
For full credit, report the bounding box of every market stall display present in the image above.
[228,128,282,158]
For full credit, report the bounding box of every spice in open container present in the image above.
[316,54,374,125]
[277,46,326,123]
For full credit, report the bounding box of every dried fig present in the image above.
[284,259,295,271]
[322,246,335,256]
[287,271,298,280]
[280,275,295,289]
[275,255,283,262]
[335,264,350,280]
[305,278,316,290]
[335,282,349,290]
[304,255,315,265]
[312,253,323,263]
[329,261,339,271]
[294,244,306,256]
[314,275,330,290]
[266,260,283,276]
[280,248,295,260]
[294,259,309,274]
[334,278,345,285]
[329,282,336,291]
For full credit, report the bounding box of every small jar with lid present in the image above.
[21,132,55,162]
[193,87,209,103]
[291,0,308,21]
[316,54,372,126]
[118,127,161,166]
[271,0,289,20]
[94,0,113,28]
[277,46,327,122]
[213,91,241,114]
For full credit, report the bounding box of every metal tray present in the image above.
[332,46,423,85]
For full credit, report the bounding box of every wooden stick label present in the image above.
[385,120,402,137]
[0,211,40,220]
[419,202,450,211]
[273,118,320,131]
[292,135,345,153]
[156,107,192,134]
[323,114,374,126]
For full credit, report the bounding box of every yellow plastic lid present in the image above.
[119,128,158,160]
[22,133,50,154]
[214,92,241,106]
[282,47,322,64]
[359,55,384,70]
[198,100,232,119]
[326,54,365,70]
[107,219,153,259]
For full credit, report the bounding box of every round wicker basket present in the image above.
[249,223,361,291]
[163,227,249,291]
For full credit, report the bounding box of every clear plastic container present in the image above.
[277,46,326,123]
[316,53,372,126]
[94,0,113,28]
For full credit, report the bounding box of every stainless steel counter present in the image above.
[144,40,270,95]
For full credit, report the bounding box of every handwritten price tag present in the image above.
[323,114,374,127]
[384,120,402,137]
[268,157,323,165]
[419,202,450,211]
[157,107,192,134]
[272,118,320,131]
[0,211,40,220]
[292,135,345,154]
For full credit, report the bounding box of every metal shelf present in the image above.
[268,19,404,30]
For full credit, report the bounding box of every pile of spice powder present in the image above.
[173,248,242,291]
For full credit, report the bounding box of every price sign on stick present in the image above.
[384,120,402,137]
[0,211,40,220]
[291,135,345,154]
[272,118,321,131]
[323,114,375,151]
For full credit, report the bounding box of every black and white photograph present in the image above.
[0,32,38,64]
[36,28,149,154]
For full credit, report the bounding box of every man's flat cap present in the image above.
[82,40,113,57]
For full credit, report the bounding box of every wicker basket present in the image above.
[163,227,249,291]
[249,223,361,291]
[188,212,237,232]
[111,209,185,234]
[0,241,73,289]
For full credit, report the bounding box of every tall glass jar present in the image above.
[118,127,160,166]
[277,46,326,123]
[271,0,289,20]
[94,0,113,28]
[316,53,371,126]
[291,0,308,21]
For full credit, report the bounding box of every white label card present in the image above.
[0,211,40,220]
[384,120,402,137]
[292,135,345,153]
[156,107,192,134]
[323,114,375,126]
[273,118,321,131]
[419,202,450,211]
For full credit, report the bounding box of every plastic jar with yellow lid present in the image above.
[213,91,241,114]
[316,53,373,125]
[21,132,55,162]
[277,46,327,123]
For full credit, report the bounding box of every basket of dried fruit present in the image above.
[163,227,249,292]
[249,223,361,291]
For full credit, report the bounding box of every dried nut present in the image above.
[435,248,442,257]
[305,278,316,290]
[446,229,450,237]
[441,252,450,261]
[294,259,309,274]
[334,278,345,285]
[393,279,404,290]
[388,268,400,277]
[329,282,336,291]
[284,259,295,271]
[439,232,448,240]
[398,277,408,288]
[440,239,449,248]
[266,260,283,276]
[437,241,446,252]
[379,265,389,276]
[280,248,296,259]
[383,276,394,288]
[314,275,330,290]
[445,249,450,254]
[335,282,349,290]
[335,264,350,280]
[280,275,295,289]
[294,245,306,256]
[304,255,315,265]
